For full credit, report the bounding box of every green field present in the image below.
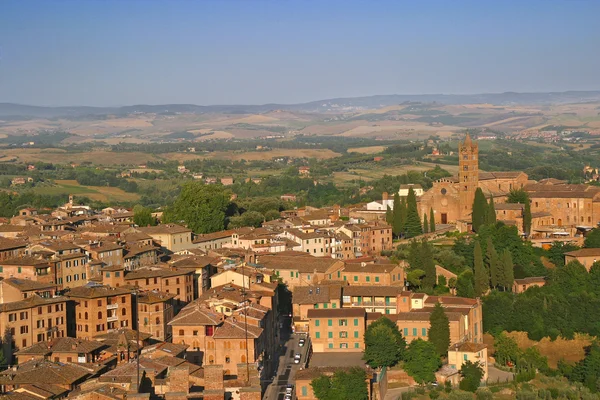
[33,180,140,203]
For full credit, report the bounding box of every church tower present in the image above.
[458,133,479,219]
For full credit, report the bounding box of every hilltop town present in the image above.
[0,133,600,400]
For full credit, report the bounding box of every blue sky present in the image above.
[1,0,599,106]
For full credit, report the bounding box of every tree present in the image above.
[459,361,484,392]
[164,181,230,234]
[408,239,423,270]
[494,333,520,366]
[386,205,393,226]
[407,269,426,289]
[473,241,489,297]
[264,209,281,221]
[133,205,157,227]
[486,197,496,225]
[421,240,437,289]
[392,193,403,238]
[501,249,514,291]
[508,189,531,235]
[404,339,441,384]
[570,341,600,393]
[523,201,532,236]
[472,188,488,232]
[486,238,501,289]
[405,188,423,238]
[363,317,406,368]
[429,207,436,233]
[423,213,429,234]
[228,210,265,228]
[456,270,475,298]
[585,229,600,248]
[311,367,369,400]
[428,303,450,356]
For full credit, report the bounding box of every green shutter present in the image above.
[366,276,370,282]
[354,331,359,338]
[353,276,358,282]
[302,387,307,396]
[343,276,347,281]
[296,272,298,278]
[354,342,359,348]
[332,303,336,309]
[328,319,332,326]
[422,328,427,336]
[315,332,320,339]
[328,343,333,349]
[315,304,319,309]
[413,328,417,336]
[385,297,390,305]
[375,277,380,282]
[315,320,320,327]
[403,328,408,336]
[323,303,328,309]
[354,318,359,326]
[337,271,341,278]
[328,332,333,338]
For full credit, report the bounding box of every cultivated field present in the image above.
[34,180,140,203]
[347,146,387,154]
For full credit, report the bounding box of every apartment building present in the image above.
[341,285,403,315]
[136,224,193,252]
[292,285,342,333]
[30,241,90,288]
[307,308,367,352]
[15,337,105,364]
[85,241,124,267]
[256,253,344,289]
[340,261,405,286]
[66,284,133,339]
[138,290,176,341]
[0,257,54,285]
[124,267,194,310]
[0,295,68,350]
[0,238,27,261]
[0,278,58,303]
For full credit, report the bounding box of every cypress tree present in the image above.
[408,239,423,271]
[502,249,515,291]
[486,237,501,289]
[421,239,436,289]
[405,188,423,238]
[399,197,407,236]
[428,303,451,356]
[392,193,402,238]
[471,188,487,232]
[386,205,393,225]
[487,196,497,225]
[429,208,435,233]
[524,201,532,236]
[423,214,429,234]
[473,241,489,297]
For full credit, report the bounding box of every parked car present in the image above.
[298,338,305,347]
[284,394,292,400]
[286,384,294,394]
[294,354,301,364]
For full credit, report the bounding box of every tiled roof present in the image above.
[138,224,191,235]
[0,295,66,312]
[16,337,104,356]
[564,248,600,257]
[1,278,56,292]
[138,290,176,304]
[451,342,487,353]
[0,360,97,386]
[342,263,399,273]
[66,284,132,299]
[256,254,342,273]
[514,276,546,284]
[495,203,524,210]
[168,303,223,326]
[423,295,478,307]
[124,267,189,280]
[0,238,27,251]
[212,318,263,339]
[293,285,341,305]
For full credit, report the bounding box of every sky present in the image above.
[1,0,600,107]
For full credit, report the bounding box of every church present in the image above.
[418,134,600,236]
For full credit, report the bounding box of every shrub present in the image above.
[475,388,493,400]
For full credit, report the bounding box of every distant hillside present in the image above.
[2,90,600,118]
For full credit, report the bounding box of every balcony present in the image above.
[107,315,118,322]
[106,303,118,310]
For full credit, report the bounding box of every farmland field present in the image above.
[33,180,140,202]
[347,146,387,154]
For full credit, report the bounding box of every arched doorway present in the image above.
[557,218,562,227]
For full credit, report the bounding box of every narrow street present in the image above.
[263,324,310,400]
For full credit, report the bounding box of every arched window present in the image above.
[97,311,102,319]
[156,317,160,324]
[121,308,126,316]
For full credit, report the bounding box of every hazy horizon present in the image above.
[2,0,600,107]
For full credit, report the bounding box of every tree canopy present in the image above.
[471,188,488,232]
[363,317,406,368]
[428,303,451,356]
[405,187,423,238]
[459,361,484,392]
[404,339,441,384]
[311,367,369,400]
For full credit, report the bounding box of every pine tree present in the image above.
[386,206,393,225]
[473,241,489,297]
[421,240,436,289]
[486,237,501,289]
[423,214,429,234]
[428,303,451,356]
[405,188,423,238]
[471,188,488,232]
[502,249,515,291]
[487,196,496,225]
[392,193,403,238]
[429,208,435,233]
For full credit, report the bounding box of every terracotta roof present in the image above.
[213,318,263,339]
[342,263,399,273]
[256,254,342,273]
[138,224,191,235]
[293,285,342,305]
[99,358,167,381]
[0,238,27,251]
[451,342,487,353]
[0,360,97,386]
[0,294,66,312]
[423,295,478,307]
[138,290,176,304]
[0,225,26,233]
[514,276,546,284]
[307,308,365,318]
[1,278,56,292]
[495,203,524,210]
[66,284,132,299]
[124,267,189,280]
[168,303,223,326]
[564,248,600,257]
[0,257,49,267]
[16,337,104,356]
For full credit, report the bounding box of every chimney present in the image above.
[382,192,389,201]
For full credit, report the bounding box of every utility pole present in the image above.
[241,264,250,385]
[134,290,140,392]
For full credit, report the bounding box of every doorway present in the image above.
[441,213,448,224]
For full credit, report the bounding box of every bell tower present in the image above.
[458,133,479,219]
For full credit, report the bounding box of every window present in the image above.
[97,300,102,306]
[413,328,417,336]
[225,357,230,364]
[340,331,348,338]
[323,303,328,309]
[122,308,126,316]
[193,330,198,336]
[332,303,337,309]
[302,387,307,396]
[354,331,359,338]
[328,343,333,349]
[353,318,359,326]
[375,277,380,283]
[353,276,358,282]
[327,319,332,326]
[314,304,319,309]
[366,277,370,283]
[422,328,427,336]
[18,267,22,273]
[315,332,320,339]
[315,320,320,327]
[339,319,348,326]
[355,343,360,348]
[179,329,184,335]
[328,332,333,339]
[463,354,468,361]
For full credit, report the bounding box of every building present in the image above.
[341,261,405,286]
[137,290,176,341]
[394,293,483,345]
[0,278,58,303]
[295,367,374,400]
[136,224,193,252]
[447,342,488,381]
[564,248,600,270]
[0,295,68,350]
[341,285,403,315]
[14,337,105,364]
[256,253,344,289]
[513,277,546,293]
[292,285,342,333]
[124,266,194,310]
[66,284,133,339]
[307,308,367,352]
[0,238,27,261]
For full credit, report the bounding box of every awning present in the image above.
[552,232,570,236]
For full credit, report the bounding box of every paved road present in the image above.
[264,331,310,400]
